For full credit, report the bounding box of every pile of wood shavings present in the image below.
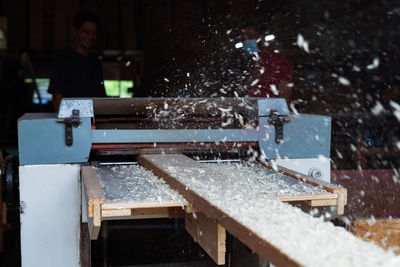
[97,164,184,203]
[208,163,327,198]
[354,219,400,255]
[161,159,400,266]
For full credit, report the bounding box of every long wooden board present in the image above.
[138,154,397,267]
[139,154,301,266]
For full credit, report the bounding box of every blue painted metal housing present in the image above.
[257,98,290,116]
[258,115,331,159]
[18,113,92,165]
[18,98,331,165]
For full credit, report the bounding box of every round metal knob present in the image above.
[308,168,323,179]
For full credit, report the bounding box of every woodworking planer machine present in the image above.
[18,97,336,267]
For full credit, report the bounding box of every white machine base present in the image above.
[20,164,81,267]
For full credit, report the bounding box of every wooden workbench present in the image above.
[135,154,399,266]
[81,154,349,265]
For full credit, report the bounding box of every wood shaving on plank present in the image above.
[208,162,328,198]
[150,156,400,266]
[97,164,185,203]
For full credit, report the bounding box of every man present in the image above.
[242,24,293,101]
[48,10,106,112]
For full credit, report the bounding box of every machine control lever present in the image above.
[58,109,81,146]
[268,109,291,144]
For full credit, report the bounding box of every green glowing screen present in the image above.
[25,79,133,104]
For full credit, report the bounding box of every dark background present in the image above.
[1,0,399,169]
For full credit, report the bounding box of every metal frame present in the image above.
[18,98,331,165]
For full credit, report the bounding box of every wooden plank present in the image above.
[275,165,348,205]
[102,206,185,219]
[310,199,337,207]
[336,192,345,216]
[91,203,102,240]
[82,166,105,217]
[101,199,186,210]
[138,154,400,266]
[102,209,132,218]
[185,212,226,265]
[131,207,172,216]
[139,154,300,267]
[278,193,336,202]
[168,207,185,218]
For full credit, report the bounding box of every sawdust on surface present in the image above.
[97,164,185,203]
[146,155,400,267]
[354,219,400,255]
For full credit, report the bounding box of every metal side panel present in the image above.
[58,99,94,119]
[20,164,81,267]
[257,98,290,116]
[275,158,331,183]
[18,113,92,165]
[259,114,331,159]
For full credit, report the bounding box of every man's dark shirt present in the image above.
[48,47,106,97]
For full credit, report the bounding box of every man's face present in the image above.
[74,21,98,50]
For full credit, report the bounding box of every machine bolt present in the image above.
[308,168,323,179]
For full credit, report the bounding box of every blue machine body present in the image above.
[18,98,331,165]
[18,113,92,165]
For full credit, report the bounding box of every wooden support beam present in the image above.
[185,212,226,265]
[101,199,186,210]
[276,165,348,205]
[82,166,105,240]
[278,193,336,202]
[336,192,345,215]
[91,203,102,240]
[310,199,337,207]
[101,207,185,219]
[82,166,105,218]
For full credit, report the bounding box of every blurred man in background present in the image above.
[241,24,293,102]
[48,10,106,112]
